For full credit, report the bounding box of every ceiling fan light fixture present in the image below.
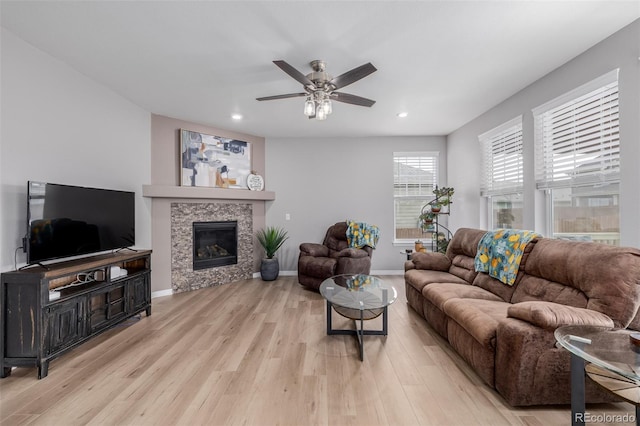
[304,98,315,116]
[322,98,332,115]
[316,103,327,120]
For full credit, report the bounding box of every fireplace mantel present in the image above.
[142,185,275,201]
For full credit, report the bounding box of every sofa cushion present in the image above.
[472,273,517,303]
[333,248,369,259]
[445,228,486,259]
[410,251,451,271]
[422,283,502,311]
[508,301,614,330]
[299,243,329,257]
[517,238,640,328]
[510,275,588,307]
[298,255,336,277]
[404,269,468,293]
[469,235,538,302]
[442,299,511,349]
[448,254,478,283]
[323,222,349,253]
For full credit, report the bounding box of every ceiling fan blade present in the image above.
[330,63,377,90]
[331,92,376,107]
[273,60,314,87]
[256,93,307,101]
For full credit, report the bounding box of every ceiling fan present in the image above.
[256,60,377,120]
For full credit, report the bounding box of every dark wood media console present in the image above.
[0,250,151,379]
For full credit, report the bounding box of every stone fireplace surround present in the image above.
[171,202,253,293]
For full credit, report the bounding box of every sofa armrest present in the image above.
[335,248,369,258]
[299,243,329,257]
[508,301,615,331]
[410,251,451,271]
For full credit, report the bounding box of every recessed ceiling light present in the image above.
[397,112,408,118]
[231,114,243,120]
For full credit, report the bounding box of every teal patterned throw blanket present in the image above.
[346,221,380,249]
[474,229,541,286]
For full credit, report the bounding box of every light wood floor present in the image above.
[0,275,632,425]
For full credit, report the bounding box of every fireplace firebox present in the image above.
[192,221,238,270]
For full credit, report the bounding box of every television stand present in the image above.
[18,261,51,271]
[0,250,152,379]
[114,246,138,254]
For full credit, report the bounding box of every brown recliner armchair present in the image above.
[298,222,373,291]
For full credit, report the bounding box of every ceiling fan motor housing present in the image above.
[307,60,332,90]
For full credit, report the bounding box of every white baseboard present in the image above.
[253,270,297,279]
[151,289,173,298]
[371,270,405,276]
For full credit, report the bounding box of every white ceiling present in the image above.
[1,1,638,138]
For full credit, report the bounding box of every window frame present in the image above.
[478,116,524,229]
[533,69,620,240]
[393,151,439,244]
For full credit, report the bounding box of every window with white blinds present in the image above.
[393,152,438,242]
[479,116,523,196]
[533,69,620,189]
[393,153,438,197]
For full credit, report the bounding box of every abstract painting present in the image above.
[180,129,251,188]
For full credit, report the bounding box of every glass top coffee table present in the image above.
[319,274,397,361]
[555,325,640,426]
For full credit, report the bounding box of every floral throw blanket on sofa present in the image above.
[474,229,541,286]
[346,221,379,249]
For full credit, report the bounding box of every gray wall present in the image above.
[447,19,640,247]
[264,136,447,273]
[0,28,152,271]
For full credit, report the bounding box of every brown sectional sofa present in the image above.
[404,227,640,406]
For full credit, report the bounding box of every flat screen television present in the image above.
[27,181,135,265]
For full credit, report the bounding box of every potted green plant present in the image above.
[433,186,454,207]
[256,226,289,281]
[419,211,436,230]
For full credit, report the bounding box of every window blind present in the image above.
[478,116,523,196]
[393,152,439,240]
[534,69,619,189]
[393,152,438,197]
